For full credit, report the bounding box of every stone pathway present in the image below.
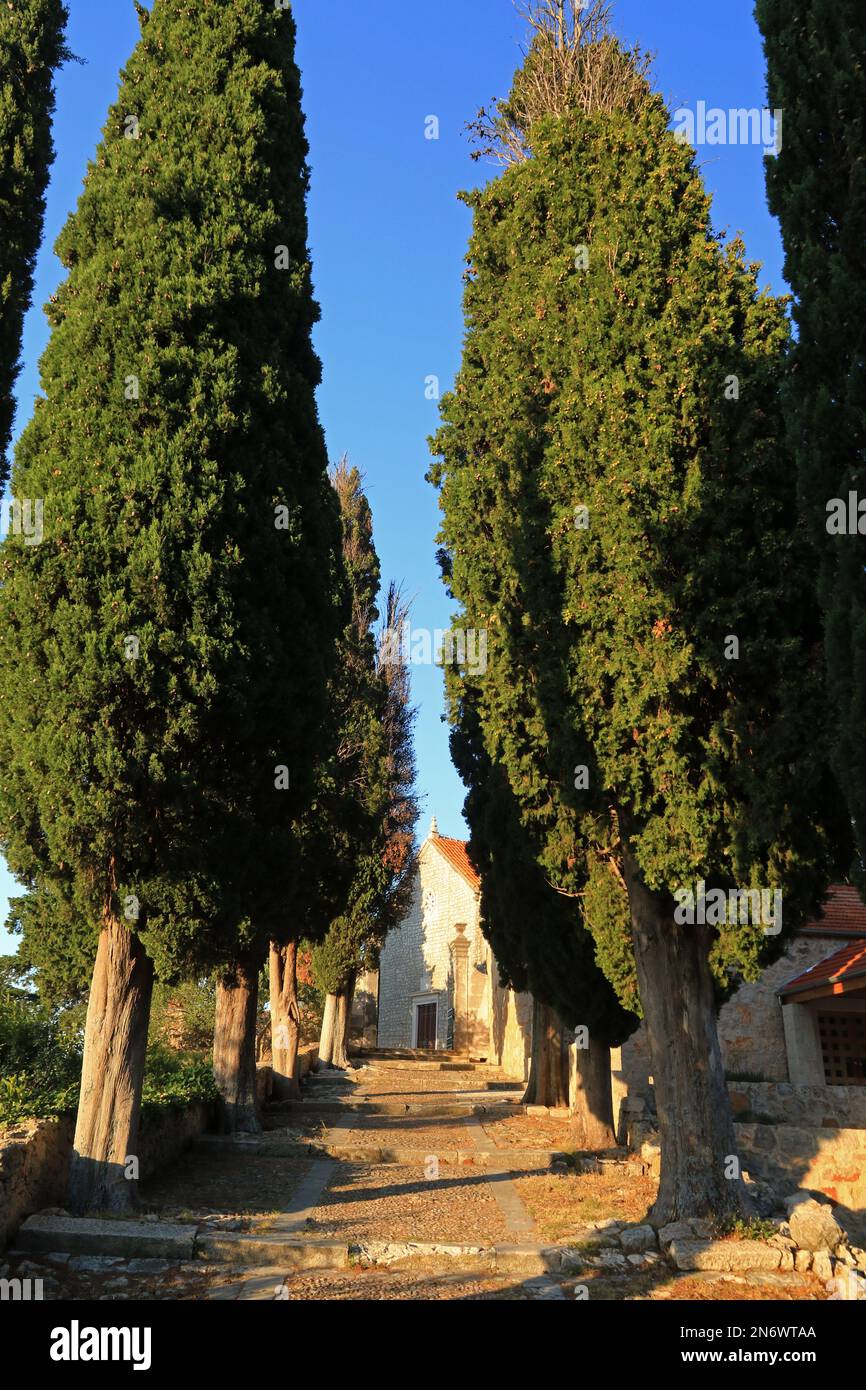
[5,1055,842,1301]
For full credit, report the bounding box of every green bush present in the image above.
[0,983,216,1127]
[0,983,82,1126]
[141,1044,218,1112]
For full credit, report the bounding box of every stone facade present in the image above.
[376,821,532,1077]
[614,923,866,1125]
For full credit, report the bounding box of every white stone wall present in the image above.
[377,841,481,1049]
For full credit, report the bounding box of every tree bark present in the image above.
[523,998,568,1107]
[329,972,356,1070]
[269,940,301,1100]
[68,916,154,1214]
[213,957,261,1134]
[621,842,751,1225]
[569,1038,616,1150]
[317,992,337,1069]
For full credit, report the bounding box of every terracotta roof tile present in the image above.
[781,937,866,999]
[801,883,866,936]
[430,835,480,892]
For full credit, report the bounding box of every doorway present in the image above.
[414,1000,438,1050]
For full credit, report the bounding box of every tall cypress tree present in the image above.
[755,0,866,880]
[312,466,420,1071]
[0,0,343,1208]
[432,2,848,1221]
[0,0,69,487]
[449,682,636,1142]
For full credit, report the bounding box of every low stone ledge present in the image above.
[196,1230,347,1269]
[16,1214,196,1260]
[670,1239,783,1273]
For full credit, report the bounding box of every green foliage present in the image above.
[715,1214,777,1242]
[148,977,215,1055]
[0,0,344,984]
[449,684,637,1042]
[0,976,216,1125]
[756,0,866,885]
[140,1044,217,1111]
[431,29,849,1014]
[5,882,97,1008]
[0,0,70,484]
[0,978,81,1125]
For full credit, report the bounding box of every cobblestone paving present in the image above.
[329,1118,478,1149]
[1,1253,245,1301]
[139,1149,313,1227]
[272,1268,546,1300]
[481,1113,577,1149]
[301,1160,516,1243]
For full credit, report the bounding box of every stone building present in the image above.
[373,818,532,1078]
[614,884,866,1121]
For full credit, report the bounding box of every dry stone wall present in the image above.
[0,1100,213,1249]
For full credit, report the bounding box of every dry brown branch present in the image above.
[468,0,654,166]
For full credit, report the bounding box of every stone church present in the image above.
[365,818,532,1078]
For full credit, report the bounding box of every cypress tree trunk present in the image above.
[213,958,261,1134]
[68,916,154,1214]
[523,996,543,1104]
[621,844,750,1224]
[329,972,356,1070]
[569,1039,616,1151]
[317,992,337,1069]
[269,940,301,1101]
[523,999,568,1106]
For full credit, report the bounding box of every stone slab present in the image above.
[197,1231,347,1269]
[17,1215,196,1260]
[670,1239,784,1273]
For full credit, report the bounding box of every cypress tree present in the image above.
[0,0,69,486]
[431,1,848,1221]
[312,469,419,1070]
[755,0,866,880]
[449,682,636,1142]
[0,0,343,1207]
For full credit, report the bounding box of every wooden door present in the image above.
[415,1001,437,1050]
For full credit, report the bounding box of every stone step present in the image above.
[192,1135,320,1159]
[192,1134,559,1170]
[202,1231,563,1275]
[324,1147,556,1170]
[16,1214,196,1260]
[263,1098,520,1121]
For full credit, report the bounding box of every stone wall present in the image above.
[0,1115,74,1249]
[377,841,481,1050]
[0,1100,214,1249]
[730,1081,866,1129]
[736,1122,866,1238]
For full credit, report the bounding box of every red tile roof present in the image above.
[801,883,866,936]
[781,937,866,1000]
[430,834,481,892]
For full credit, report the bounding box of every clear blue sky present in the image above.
[0,0,785,955]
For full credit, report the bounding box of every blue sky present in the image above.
[0,0,785,956]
